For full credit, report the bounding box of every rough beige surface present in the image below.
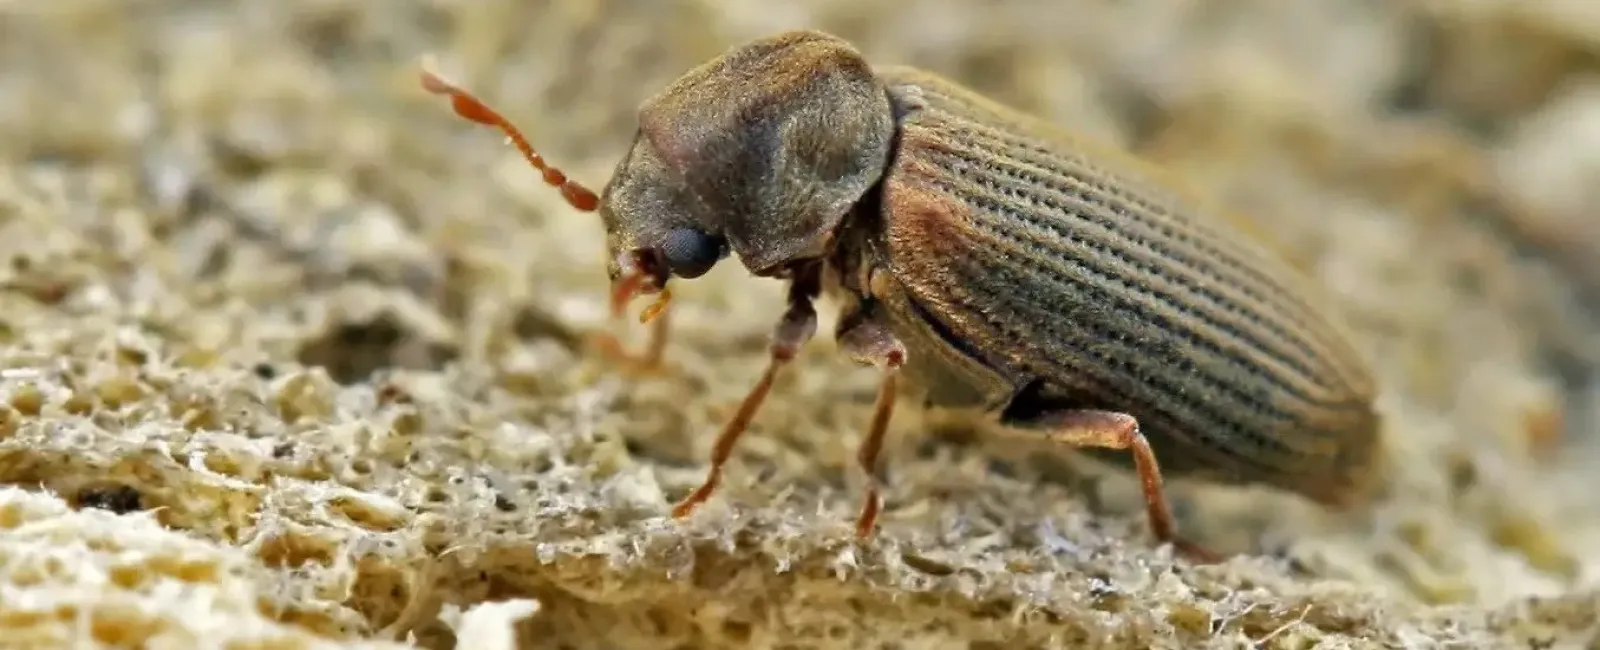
[2,0,1600,648]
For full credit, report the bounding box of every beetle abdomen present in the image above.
[869,66,1382,505]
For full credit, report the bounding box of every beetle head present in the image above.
[420,29,895,318]
[597,29,897,293]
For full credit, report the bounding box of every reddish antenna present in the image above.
[419,59,600,212]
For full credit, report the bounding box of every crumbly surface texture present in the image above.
[2,1,1600,648]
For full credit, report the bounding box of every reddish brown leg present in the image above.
[590,303,670,374]
[1034,410,1220,562]
[671,267,821,518]
[835,307,907,539]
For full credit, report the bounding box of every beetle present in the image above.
[419,29,1386,560]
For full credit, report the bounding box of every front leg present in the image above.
[1013,408,1220,562]
[589,304,671,375]
[671,266,821,518]
[590,270,674,375]
[833,301,908,539]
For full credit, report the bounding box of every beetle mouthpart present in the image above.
[610,249,671,321]
[609,274,672,326]
[609,270,647,317]
[639,287,673,324]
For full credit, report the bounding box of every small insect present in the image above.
[420,30,1385,560]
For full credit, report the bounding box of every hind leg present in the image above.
[1006,408,1220,562]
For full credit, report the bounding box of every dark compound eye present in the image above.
[660,228,726,279]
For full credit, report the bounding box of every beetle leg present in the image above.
[671,266,821,519]
[834,304,908,539]
[590,259,674,375]
[590,307,671,375]
[1029,409,1220,562]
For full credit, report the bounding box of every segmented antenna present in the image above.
[419,61,600,212]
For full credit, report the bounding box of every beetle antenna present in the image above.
[419,60,600,212]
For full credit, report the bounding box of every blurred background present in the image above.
[2,0,1600,648]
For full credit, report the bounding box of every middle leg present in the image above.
[834,304,908,539]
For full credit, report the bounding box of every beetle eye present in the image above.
[660,228,726,279]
